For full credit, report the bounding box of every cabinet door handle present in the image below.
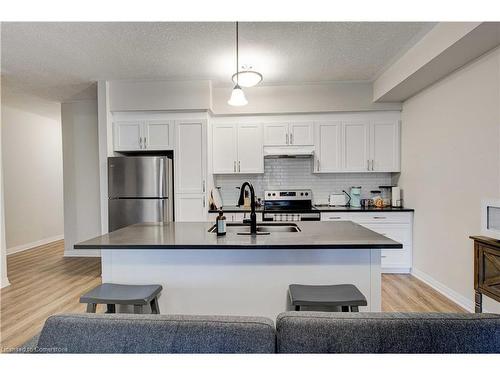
[367,160,370,171]
[238,161,241,172]
[203,196,206,207]
[290,133,293,145]
[317,159,320,171]
[373,216,386,219]
[144,136,147,149]
[286,133,289,145]
[234,161,236,172]
[202,180,206,193]
[139,137,142,149]
[329,216,341,220]
[371,160,374,171]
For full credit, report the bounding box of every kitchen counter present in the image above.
[208,205,414,213]
[75,221,402,250]
[77,221,401,318]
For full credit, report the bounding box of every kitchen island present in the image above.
[76,221,401,319]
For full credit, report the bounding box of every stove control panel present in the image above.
[264,190,312,201]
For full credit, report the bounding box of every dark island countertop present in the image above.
[208,205,414,213]
[75,221,402,250]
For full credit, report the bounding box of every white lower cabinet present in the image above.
[321,212,413,273]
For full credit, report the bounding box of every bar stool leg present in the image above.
[350,306,359,312]
[133,305,143,314]
[341,306,349,312]
[294,305,301,311]
[150,298,160,314]
[106,304,116,313]
[86,303,97,313]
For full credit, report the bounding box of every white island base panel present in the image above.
[101,248,382,320]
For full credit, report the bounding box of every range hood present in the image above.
[264,146,315,159]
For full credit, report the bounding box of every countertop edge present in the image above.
[74,243,403,250]
[208,207,414,213]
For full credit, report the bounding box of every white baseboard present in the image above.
[1,276,10,289]
[7,235,64,255]
[64,249,101,257]
[411,268,474,312]
[382,267,411,274]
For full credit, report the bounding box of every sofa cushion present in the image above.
[276,312,500,353]
[36,314,276,353]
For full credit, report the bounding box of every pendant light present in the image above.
[228,22,248,106]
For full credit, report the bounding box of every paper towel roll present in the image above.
[391,187,401,207]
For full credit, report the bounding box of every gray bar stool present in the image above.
[80,283,163,314]
[289,284,367,312]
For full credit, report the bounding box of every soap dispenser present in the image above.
[216,210,226,236]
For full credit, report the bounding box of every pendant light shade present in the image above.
[228,22,248,107]
[227,84,248,106]
[232,70,263,88]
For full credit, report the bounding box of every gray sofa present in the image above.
[20,311,500,354]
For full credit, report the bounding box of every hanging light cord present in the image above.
[235,21,239,85]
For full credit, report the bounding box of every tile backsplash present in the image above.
[213,158,393,206]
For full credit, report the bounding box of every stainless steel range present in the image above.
[263,189,320,221]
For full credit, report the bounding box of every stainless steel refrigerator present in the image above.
[108,156,173,232]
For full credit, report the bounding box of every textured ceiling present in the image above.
[1,22,434,101]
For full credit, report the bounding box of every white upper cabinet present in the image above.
[343,121,370,172]
[113,119,173,151]
[289,122,314,145]
[370,120,400,172]
[144,120,172,150]
[114,121,143,151]
[263,123,289,146]
[212,124,238,174]
[237,124,264,173]
[314,115,400,173]
[263,122,313,146]
[315,121,342,172]
[212,123,263,174]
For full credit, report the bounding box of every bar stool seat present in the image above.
[289,284,367,312]
[80,283,162,314]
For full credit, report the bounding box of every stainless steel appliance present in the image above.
[263,189,320,221]
[108,156,173,231]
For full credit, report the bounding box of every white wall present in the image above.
[212,82,401,115]
[0,77,9,288]
[61,100,101,257]
[1,87,64,253]
[399,48,500,313]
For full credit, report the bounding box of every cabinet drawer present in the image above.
[382,247,411,268]
[360,223,411,245]
[352,212,412,224]
[320,213,354,221]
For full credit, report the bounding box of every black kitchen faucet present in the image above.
[237,182,257,235]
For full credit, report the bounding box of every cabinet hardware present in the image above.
[330,216,341,220]
[234,161,236,172]
[367,160,370,171]
[290,133,293,144]
[202,180,206,193]
[371,160,374,171]
[144,137,147,148]
[203,196,206,207]
[286,133,289,145]
[139,137,142,149]
[373,216,386,219]
[238,161,241,172]
[317,160,320,171]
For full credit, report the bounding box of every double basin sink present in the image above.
[208,222,301,235]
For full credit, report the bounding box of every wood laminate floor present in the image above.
[1,240,466,351]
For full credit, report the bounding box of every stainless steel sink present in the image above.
[208,222,301,235]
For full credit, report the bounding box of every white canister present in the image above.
[391,187,402,208]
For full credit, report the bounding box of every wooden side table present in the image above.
[470,236,500,313]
